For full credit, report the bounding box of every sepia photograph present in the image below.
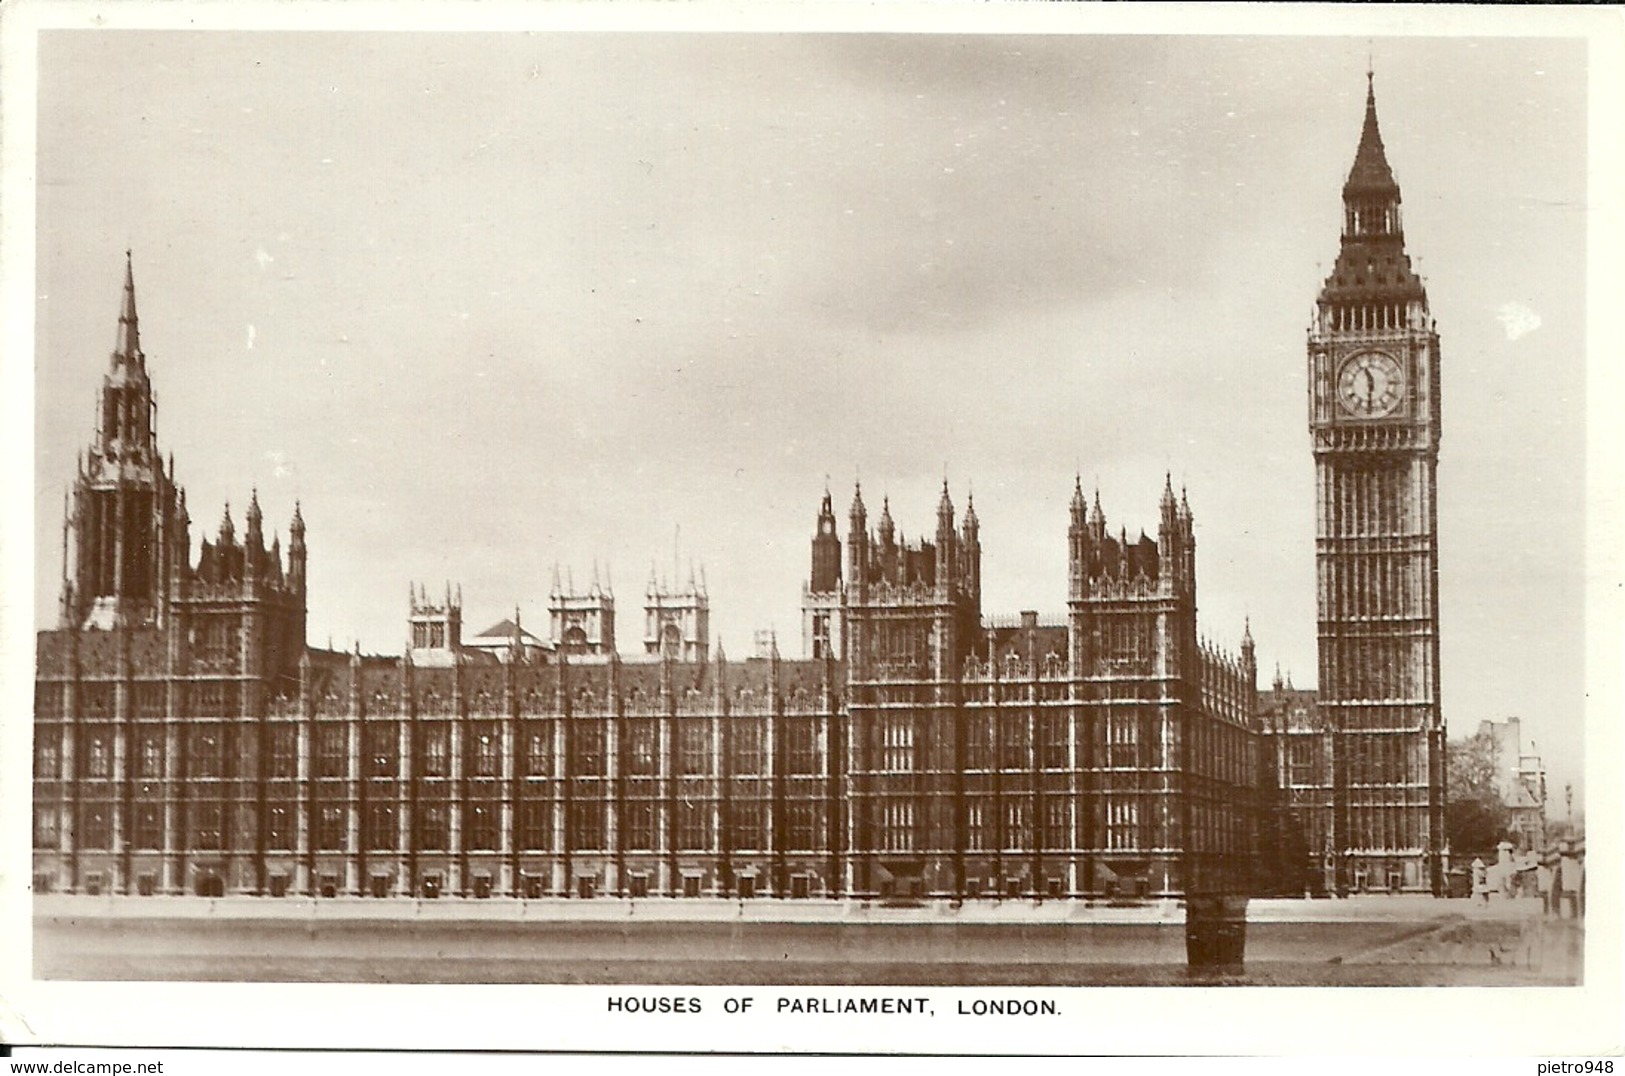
[2,0,1621,1060]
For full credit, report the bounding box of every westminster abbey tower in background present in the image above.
[34,80,1450,901]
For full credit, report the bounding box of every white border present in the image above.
[2,0,1622,1058]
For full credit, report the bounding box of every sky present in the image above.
[28,29,1589,798]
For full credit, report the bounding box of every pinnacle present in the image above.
[115,250,141,362]
[1344,72,1399,195]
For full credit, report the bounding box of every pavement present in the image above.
[32,891,1581,984]
[31,890,1550,924]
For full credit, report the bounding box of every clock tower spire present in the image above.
[1306,75,1446,897]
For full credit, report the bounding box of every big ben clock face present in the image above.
[1336,351,1406,418]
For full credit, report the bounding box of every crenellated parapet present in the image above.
[1066,474,1195,605]
[839,480,984,681]
[842,481,981,607]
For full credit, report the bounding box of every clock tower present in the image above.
[1307,75,1446,896]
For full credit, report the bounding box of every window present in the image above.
[730,800,764,851]
[965,799,988,852]
[1004,799,1031,850]
[189,726,225,779]
[524,723,552,776]
[1106,799,1138,851]
[1043,795,1071,850]
[191,681,231,717]
[785,802,818,851]
[412,623,429,649]
[1107,713,1138,769]
[135,682,166,717]
[34,686,64,719]
[470,724,499,778]
[82,684,114,716]
[571,723,604,776]
[1039,712,1069,770]
[429,623,446,648]
[366,723,396,777]
[266,804,294,850]
[85,731,112,779]
[139,733,163,778]
[133,804,163,849]
[316,805,346,851]
[678,799,709,851]
[467,802,498,851]
[421,724,449,777]
[626,722,657,776]
[879,800,913,852]
[569,801,603,850]
[317,724,347,779]
[519,801,551,851]
[78,803,110,849]
[1000,716,1031,771]
[417,804,448,850]
[730,723,764,775]
[196,618,234,665]
[679,723,709,776]
[268,725,298,778]
[365,804,395,851]
[1288,737,1317,785]
[811,613,833,660]
[880,716,914,772]
[965,715,995,770]
[191,801,223,851]
[786,722,819,775]
[34,736,60,780]
[624,801,656,851]
[34,806,60,849]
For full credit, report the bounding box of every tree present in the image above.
[1446,727,1514,856]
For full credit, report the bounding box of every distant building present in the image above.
[548,567,615,657]
[464,612,552,665]
[644,568,709,663]
[1478,717,1547,851]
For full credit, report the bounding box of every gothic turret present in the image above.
[960,491,981,601]
[64,253,185,629]
[934,480,957,591]
[244,489,264,576]
[847,483,869,593]
[809,486,842,594]
[288,501,306,593]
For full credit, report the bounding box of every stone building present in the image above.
[1478,717,1547,852]
[34,78,1443,903]
[32,275,1259,899]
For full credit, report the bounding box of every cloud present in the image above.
[1497,301,1541,341]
